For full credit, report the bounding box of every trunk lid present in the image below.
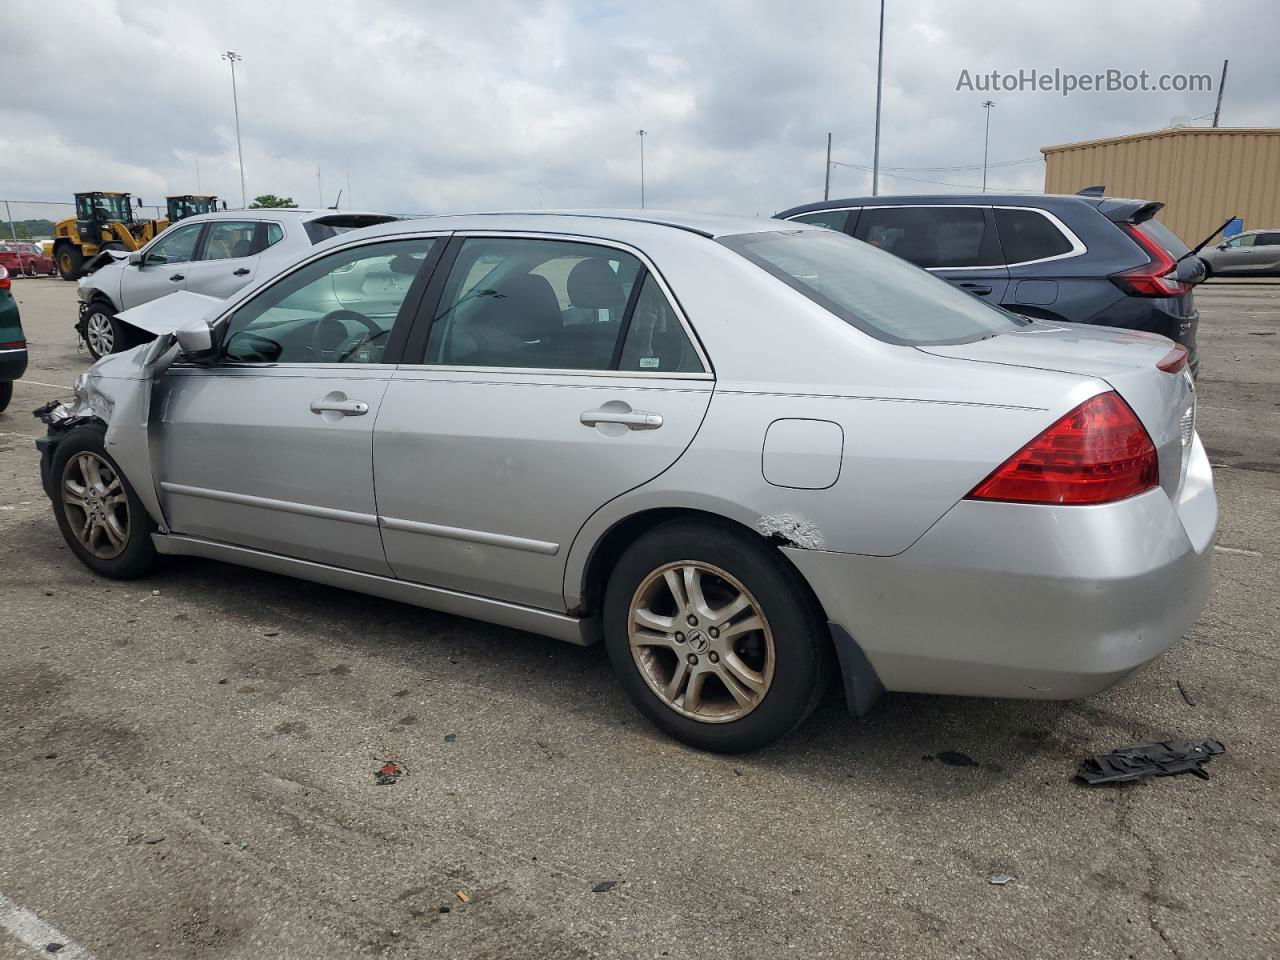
[918,319,1196,499]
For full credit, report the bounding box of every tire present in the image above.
[603,520,832,753]
[0,380,12,413]
[56,245,83,281]
[23,260,37,278]
[82,301,138,360]
[49,423,157,579]
[1200,261,1213,280]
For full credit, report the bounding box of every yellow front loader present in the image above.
[52,192,169,280]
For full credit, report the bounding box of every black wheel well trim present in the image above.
[575,505,882,715]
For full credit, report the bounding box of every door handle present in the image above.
[169,273,185,282]
[310,397,369,417]
[233,268,251,276]
[580,409,663,430]
[957,282,992,295]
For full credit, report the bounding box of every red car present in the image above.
[0,242,57,277]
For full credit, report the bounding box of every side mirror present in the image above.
[128,252,143,266]
[1217,242,1229,250]
[175,320,216,359]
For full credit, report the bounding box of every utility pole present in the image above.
[195,157,201,192]
[221,51,246,208]
[1212,59,1228,127]
[636,129,647,208]
[824,132,832,201]
[981,100,995,193]
[871,0,885,196]
[345,159,351,209]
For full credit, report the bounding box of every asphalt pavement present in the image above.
[1,277,1277,959]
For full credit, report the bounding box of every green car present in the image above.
[0,265,28,412]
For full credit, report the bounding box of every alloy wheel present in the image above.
[86,309,114,355]
[62,451,130,559]
[628,561,775,723]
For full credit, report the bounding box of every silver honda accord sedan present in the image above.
[35,211,1216,752]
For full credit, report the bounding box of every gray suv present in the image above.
[776,194,1205,375]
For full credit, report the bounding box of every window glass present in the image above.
[423,237,642,370]
[1137,218,1190,257]
[1255,232,1280,246]
[265,222,284,248]
[223,238,435,364]
[144,223,202,265]
[1227,234,1255,248]
[200,221,259,261]
[619,275,701,372]
[721,229,1027,346]
[994,209,1074,263]
[853,206,996,268]
[790,210,850,232]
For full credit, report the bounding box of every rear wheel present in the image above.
[50,424,156,579]
[56,246,83,281]
[23,260,37,277]
[0,381,12,412]
[603,520,831,753]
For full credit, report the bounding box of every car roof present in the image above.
[169,208,394,224]
[775,193,1159,219]
[361,209,798,241]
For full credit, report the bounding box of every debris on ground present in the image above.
[126,833,165,846]
[1076,739,1227,785]
[45,944,64,953]
[374,761,404,786]
[591,881,620,893]
[936,751,978,767]
[262,629,280,637]
[989,874,1015,886]
[455,890,471,903]
[1177,679,1197,706]
[444,734,457,743]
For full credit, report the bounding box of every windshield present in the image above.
[721,229,1028,345]
[1137,218,1190,257]
[304,215,398,245]
[80,193,133,222]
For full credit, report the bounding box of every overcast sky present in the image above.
[1,0,1276,218]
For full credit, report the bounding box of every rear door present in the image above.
[180,219,267,299]
[374,233,714,611]
[119,220,205,309]
[853,205,1009,305]
[1245,231,1280,273]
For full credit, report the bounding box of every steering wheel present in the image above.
[310,309,383,362]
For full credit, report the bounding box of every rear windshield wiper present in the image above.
[1178,215,1238,263]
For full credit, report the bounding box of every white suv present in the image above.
[76,208,397,358]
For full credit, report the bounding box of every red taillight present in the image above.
[1110,223,1191,298]
[0,340,25,349]
[966,391,1158,505]
[1156,343,1189,374]
[0,266,9,290]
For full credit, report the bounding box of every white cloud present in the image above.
[0,0,1274,219]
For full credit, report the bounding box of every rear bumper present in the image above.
[786,435,1216,701]
[0,346,27,382]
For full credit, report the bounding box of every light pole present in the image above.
[636,129,647,208]
[222,51,246,208]
[981,100,995,193]
[871,0,885,197]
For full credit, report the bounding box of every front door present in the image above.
[374,235,714,611]
[120,221,205,309]
[853,205,1010,305]
[153,235,442,574]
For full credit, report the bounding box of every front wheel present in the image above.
[23,260,37,277]
[82,302,138,360]
[603,520,831,753]
[50,424,157,578]
[56,246,83,281]
[0,380,12,412]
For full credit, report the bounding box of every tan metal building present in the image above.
[1042,127,1280,243]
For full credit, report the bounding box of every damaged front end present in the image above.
[33,333,183,530]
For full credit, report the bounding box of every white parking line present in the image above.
[1214,544,1262,557]
[0,891,97,959]
[16,378,73,391]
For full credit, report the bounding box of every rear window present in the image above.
[1137,218,1190,258]
[722,228,1028,346]
[994,208,1075,263]
[304,215,398,245]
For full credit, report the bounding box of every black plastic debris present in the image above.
[937,751,978,767]
[591,881,620,893]
[45,944,64,953]
[1076,739,1226,785]
[375,761,404,786]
